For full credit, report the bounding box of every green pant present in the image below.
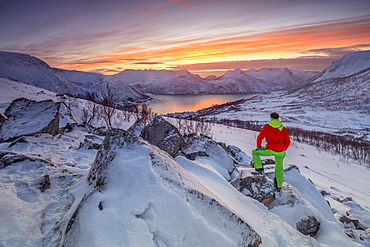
[252,148,286,188]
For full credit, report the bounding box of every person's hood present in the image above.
[268,118,284,131]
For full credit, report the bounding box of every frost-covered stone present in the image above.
[127,119,144,136]
[64,130,262,246]
[239,174,276,203]
[181,134,235,173]
[296,216,320,237]
[140,116,183,157]
[226,144,252,166]
[0,150,54,169]
[0,98,60,142]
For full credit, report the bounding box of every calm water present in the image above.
[147,94,257,115]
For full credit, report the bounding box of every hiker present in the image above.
[252,112,291,191]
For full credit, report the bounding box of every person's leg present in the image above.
[252,148,273,169]
[273,151,286,188]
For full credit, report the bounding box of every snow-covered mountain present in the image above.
[244,68,300,88]
[309,50,370,83]
[288,50,370,112]
[168,50,370,139]
[0,51,317,97]
[110,67,317,94]
[0,51,151,108]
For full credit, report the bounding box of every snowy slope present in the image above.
[0,114,367,246]
[0,51,151,107]
[0,78,58,114]
[0,50,369,246]
[0,51,82,94]
[0,77,368,245]
[244,68,299,87]
[310,50,370,83]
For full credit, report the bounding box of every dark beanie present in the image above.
[270,112,279,119]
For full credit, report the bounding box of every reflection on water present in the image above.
[147,94,257,115]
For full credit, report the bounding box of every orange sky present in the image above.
[1,0,370,76]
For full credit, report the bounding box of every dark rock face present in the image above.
[296,216,320,237]
[239,175,275,202]
[0,98,60,142]
[140,116,183,157]
[0,113,6,125]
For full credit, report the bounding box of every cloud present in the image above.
[304,44,370,57]
[128,5,170,15]
[169,56,337,72]
[91,68,122,74]
[134,61,163,65]
[168,0,198,9]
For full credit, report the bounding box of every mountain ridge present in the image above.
[0,50,318,97]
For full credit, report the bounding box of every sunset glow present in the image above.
[1,0,369,76]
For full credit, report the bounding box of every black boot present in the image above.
[252,168,265,176]
[274,177,282,192]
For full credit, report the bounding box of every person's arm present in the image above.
[284,128,291,150]
[256,125,266,148]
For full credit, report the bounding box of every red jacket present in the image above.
[257,123,291,151]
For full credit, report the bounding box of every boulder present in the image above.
[0,98,60,142]
[225,145,252,166]
[180,134,237,181]
[296,216,320,237]
[181,135,234,170]
[239,174,275,203]
[140,116,183,157]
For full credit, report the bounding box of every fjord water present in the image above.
[147,94,257,115]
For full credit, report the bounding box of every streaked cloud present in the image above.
[134,61,163,65]
[1,0,369,75]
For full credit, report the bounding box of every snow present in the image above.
[1,113,368,246]
[313,50,370,82]
[1,51,369,246]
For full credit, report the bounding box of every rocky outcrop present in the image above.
[296,216,320,237]
[180,134,238,181]
[64,130,261,246]
[225,145,252,167]
[239,174,275,203]
[0,98,60,142]
[140,116,183,157]
[238,165,323,238]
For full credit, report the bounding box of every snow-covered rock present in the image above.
[0,98,60,142]
[140,116,183,157]
[180,134,237,181]
[225,144,252,167]
[64,130,262,246]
